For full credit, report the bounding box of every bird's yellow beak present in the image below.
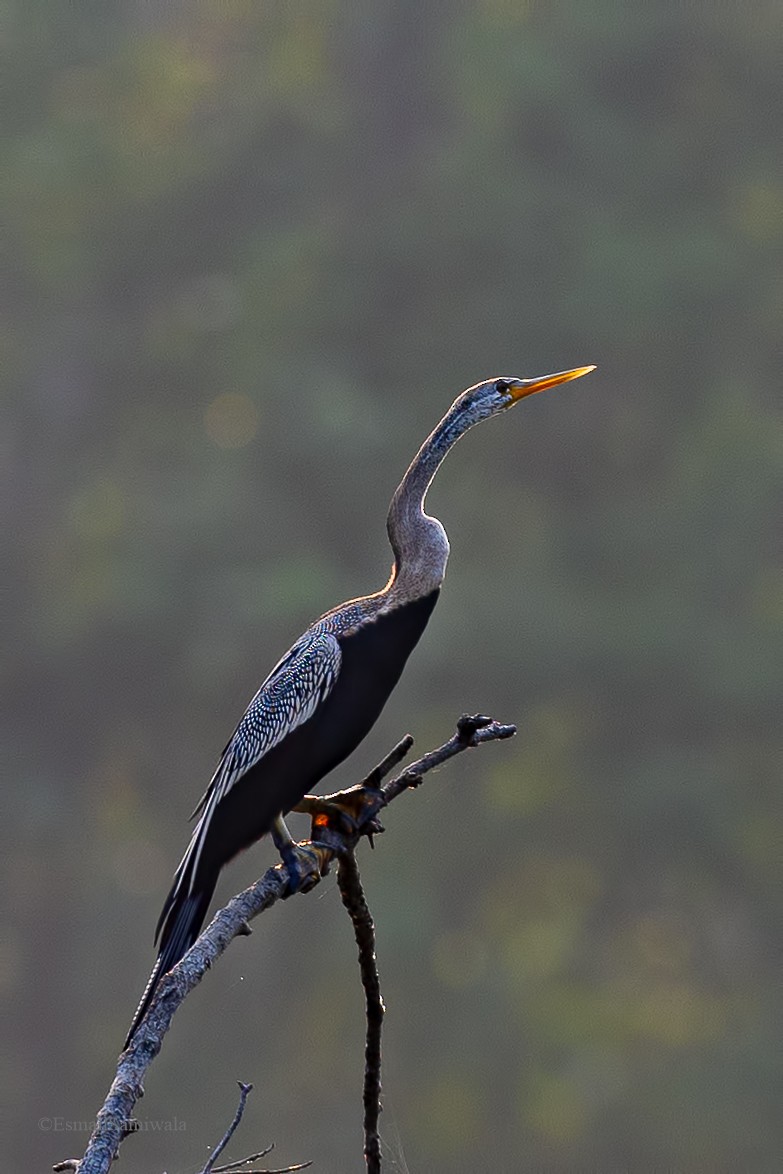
[509,365,596,401]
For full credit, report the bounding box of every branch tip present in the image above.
[456,712,492,742]
[198,1082,254,1174]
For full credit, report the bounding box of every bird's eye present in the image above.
[495,379,511,394]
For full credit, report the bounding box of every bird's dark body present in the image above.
[125,589,440,1045]
[192,588,439,883]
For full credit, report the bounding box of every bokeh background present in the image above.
[4,3,782,1171]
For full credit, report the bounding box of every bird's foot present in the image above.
[294,793,360,835]
[283,842,329,895]
[294,788,386,846]
[271,815,327,895]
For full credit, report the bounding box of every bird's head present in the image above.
[455,366,596,424]
[389,362,596,577]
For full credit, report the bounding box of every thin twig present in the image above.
[197,1099,312,1173]
[383,714,515,803]
[212,1146,273,1172]
[199,1082,254,1174]
[360,733,414,790]
[68,714,515,1174]
[215,1164,310,1174]
[214,1167,311,1173]
[212,1142,312,1174]
[337,852,383,1173]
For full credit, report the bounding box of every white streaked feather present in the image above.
[178,629,342,896]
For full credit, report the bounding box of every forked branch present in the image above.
[66,714,515,1174]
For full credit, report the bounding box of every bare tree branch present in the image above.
[199,1082,254,1174]
[382,713,515,804]
[214,1159,311,1174]
[205,1117,312,1174]
[336,852,383,1174]
[214,1158,311,1174]
[198,1095,312,1174]
[212,1146,273,1172]
[64,714,515,1174]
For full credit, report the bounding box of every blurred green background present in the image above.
[3,3,782,1171]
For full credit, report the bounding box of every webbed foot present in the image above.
[271,814,327,895]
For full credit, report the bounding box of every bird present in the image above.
[124,365,595,1046]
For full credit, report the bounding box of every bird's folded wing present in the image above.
[190,628,342,819]
[157,629,343,927]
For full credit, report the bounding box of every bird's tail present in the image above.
[123,880,214,1049]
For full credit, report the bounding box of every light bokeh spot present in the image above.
[204,392,259,449]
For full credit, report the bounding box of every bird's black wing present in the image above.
[125,628,343,1047]
[167,626,343,917]
[192,628,342,814]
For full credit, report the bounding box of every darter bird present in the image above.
[125,365,594,1046]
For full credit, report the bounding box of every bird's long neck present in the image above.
[384,404,471,603]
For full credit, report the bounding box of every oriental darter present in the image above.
[125,365,595,1046]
